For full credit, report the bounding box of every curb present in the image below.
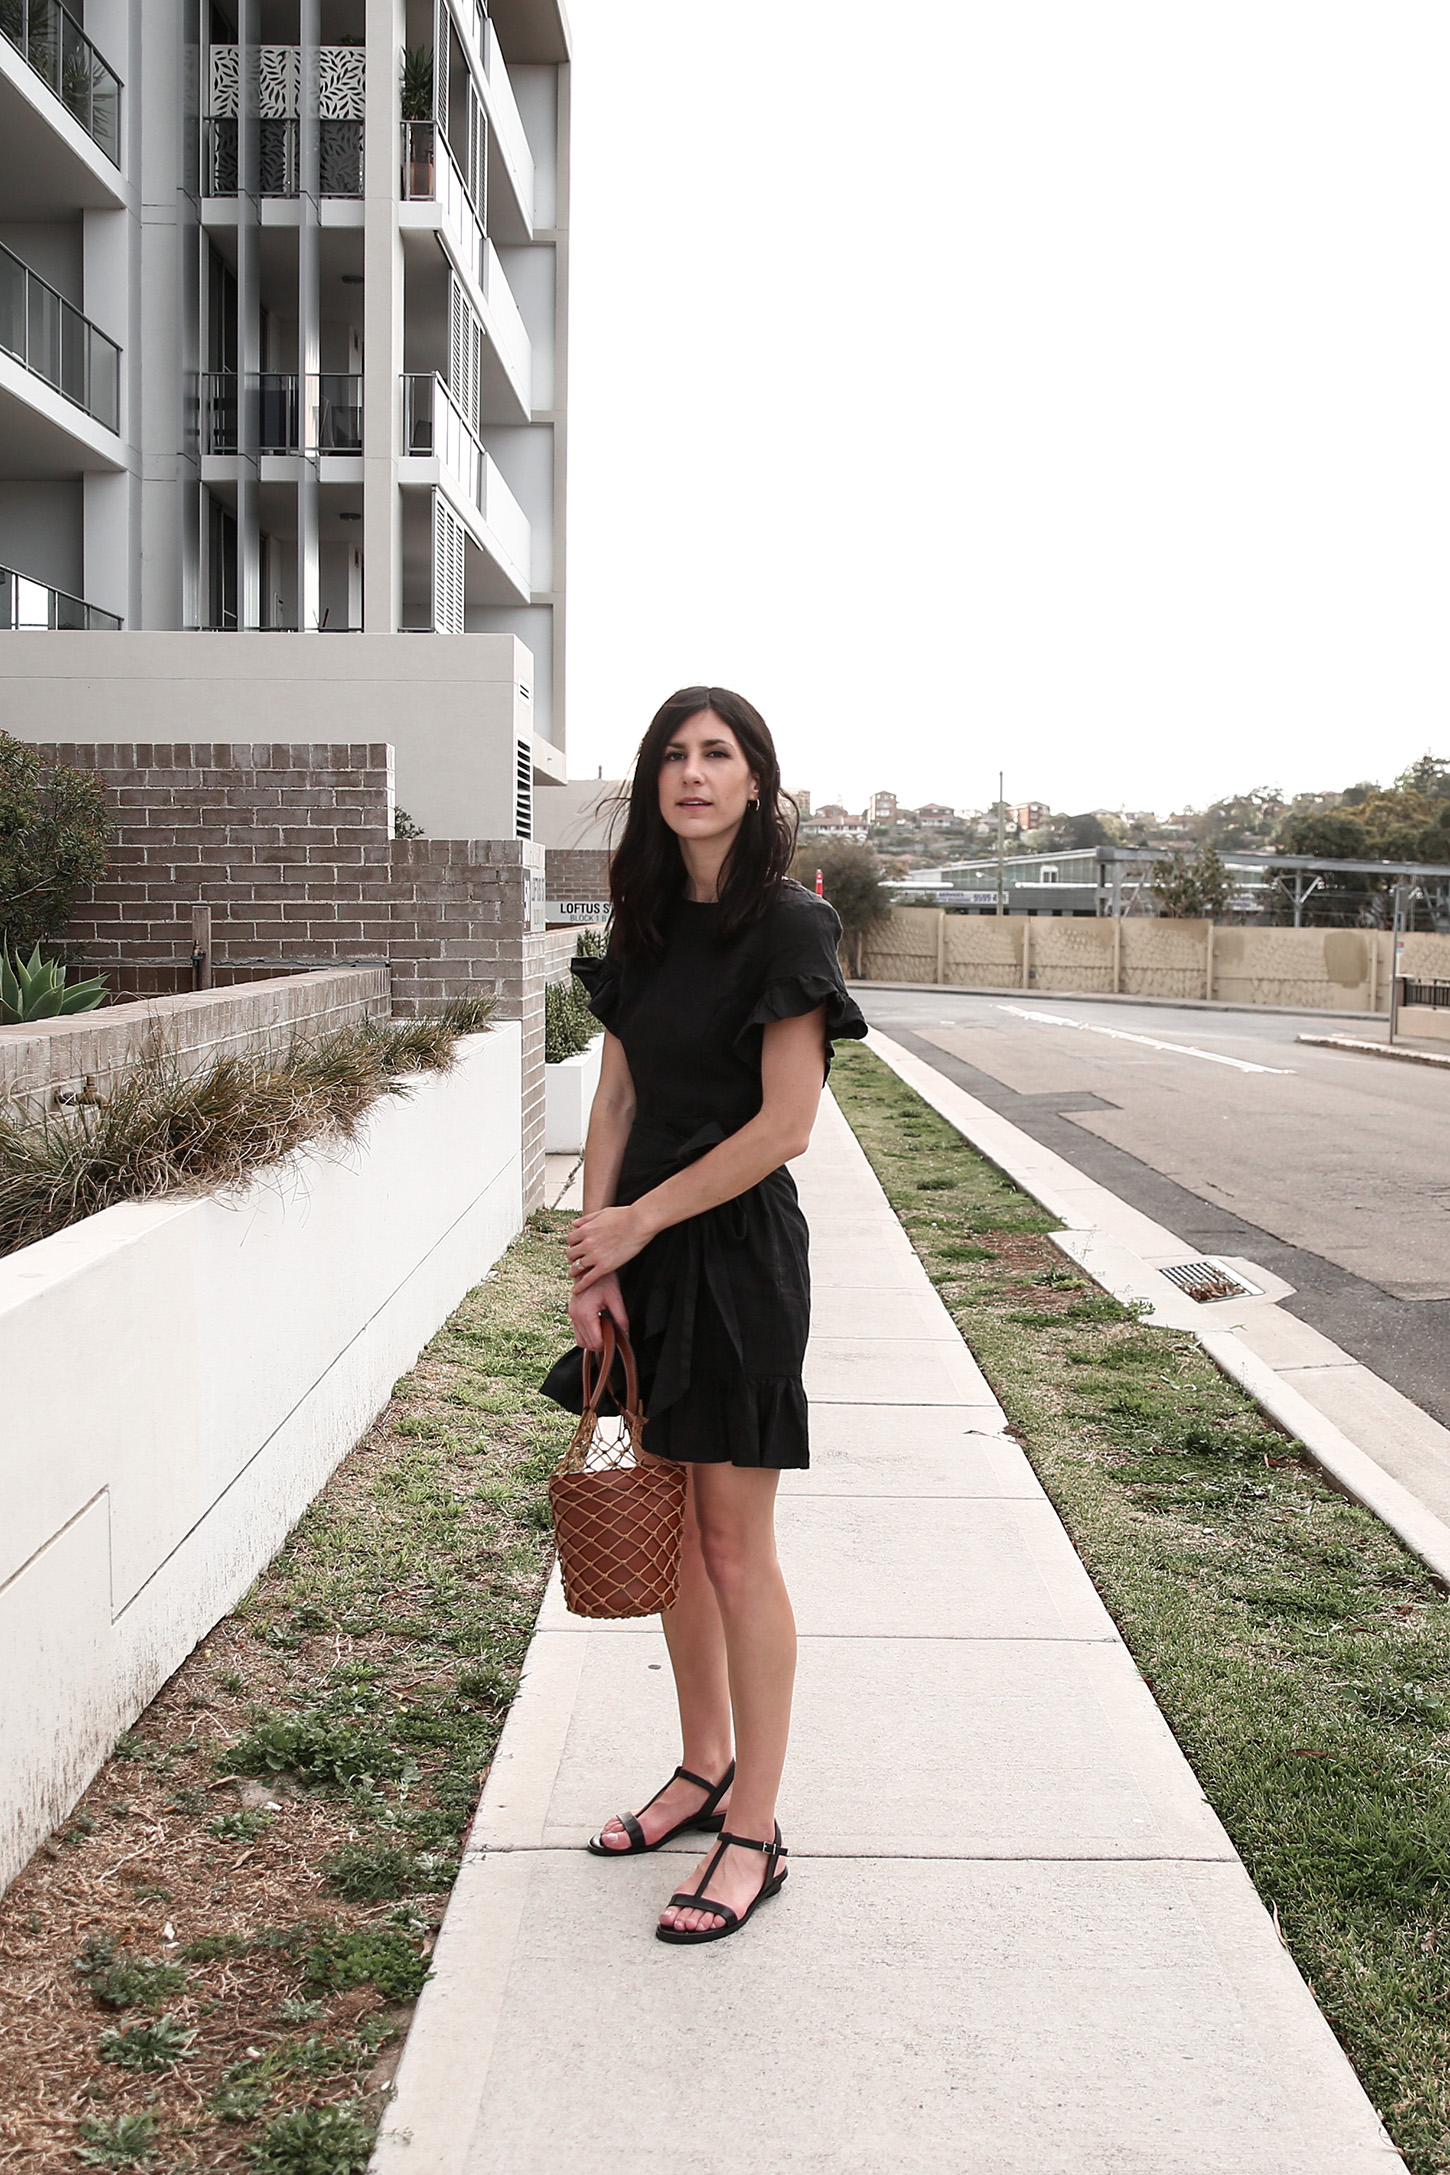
[863,1029,1450,1591]
[1297,1034,1450,1072]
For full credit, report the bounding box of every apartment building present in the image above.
[867,789,897,826]
[0,0,568,839]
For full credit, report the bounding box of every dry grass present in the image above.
[0,999,494,1260]
[0,1207,573,2172]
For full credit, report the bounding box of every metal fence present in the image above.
[1401,978,1450,1011]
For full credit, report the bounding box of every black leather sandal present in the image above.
[587,1760,735,1857]
[654,1823,788,1944]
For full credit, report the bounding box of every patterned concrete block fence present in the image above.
[861,909,1450,1013]
[0,1025,523,1894]
[26,741,551,1207]
[0,968,389,1113]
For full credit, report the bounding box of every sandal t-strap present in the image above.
[587,1759,735,1857]
[655,1823,789,1945]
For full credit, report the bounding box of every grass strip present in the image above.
[0,998,494,1259]
[830,1040,1450,2175]
[0,1209,575,2174]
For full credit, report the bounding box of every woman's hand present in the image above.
[568,1274,629,1351]
[567,1204,651,1293]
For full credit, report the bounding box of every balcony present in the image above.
[401,371,529,598]
[0,237,119,430]
[0,561,120,628]
[0,0,121,164]
[200,371,363,455]
[203,44,365,199]
[401,125,530,412]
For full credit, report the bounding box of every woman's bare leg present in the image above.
[595,1467,734,1849]
[658,1464,796,1932]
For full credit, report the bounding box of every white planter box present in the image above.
[545,1034,603,1153]
[0,1026,524,1892]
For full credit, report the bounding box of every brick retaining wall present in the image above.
[30,742,550,1206]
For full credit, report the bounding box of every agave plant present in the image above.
[0,944,108,1025]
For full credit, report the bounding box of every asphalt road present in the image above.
[855,987,1450,1429]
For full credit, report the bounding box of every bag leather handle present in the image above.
[580,1312,640,1420]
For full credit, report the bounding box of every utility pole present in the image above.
[996,770,1005,918]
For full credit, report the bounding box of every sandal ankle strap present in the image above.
[716,1826,786,1857]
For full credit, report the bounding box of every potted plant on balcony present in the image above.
[401,45,434,196]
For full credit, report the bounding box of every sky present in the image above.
[562,2,1450,820]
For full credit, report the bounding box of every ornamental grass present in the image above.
[0,997,494,1261]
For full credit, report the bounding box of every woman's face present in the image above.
[657,710,760,845]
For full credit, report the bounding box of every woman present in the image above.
[552,685,866,1946]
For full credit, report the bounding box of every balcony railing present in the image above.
[0,562,120,629]
[0,238,120,431]
[402,371,530,588]
[200,371,363,455]
[202,116,364,197]
[0,0,121,164]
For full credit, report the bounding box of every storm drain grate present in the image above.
[1160,1259,1255,1303]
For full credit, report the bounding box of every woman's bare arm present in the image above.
[567,1008,827,1294]
[581,1031,635,1211]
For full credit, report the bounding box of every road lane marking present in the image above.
[997,1005,1295,1075]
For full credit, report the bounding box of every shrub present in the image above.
[0,732,112,952]
[544,975,600,1064]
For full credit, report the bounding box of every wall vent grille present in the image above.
[515,740,533,839]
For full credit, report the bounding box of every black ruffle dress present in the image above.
[556,880,867,1470]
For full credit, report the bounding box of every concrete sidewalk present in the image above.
[372,1097,1402,2174]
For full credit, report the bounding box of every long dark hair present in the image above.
[608,686,798,957]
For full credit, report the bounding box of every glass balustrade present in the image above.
[0,239,121,432]
[0,0,122,164]
[0,562,120,629]
[401,371,529,587]
[200,372,362,455]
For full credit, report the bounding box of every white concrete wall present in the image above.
[0,1024,524,1893]
[544,1032,601,1152]
[0,631,543,843]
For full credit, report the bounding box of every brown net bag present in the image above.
[548,1318,686,1619]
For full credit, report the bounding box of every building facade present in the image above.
[0,0,568,838]
[867,789,897,826]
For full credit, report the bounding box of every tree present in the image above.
[0,733,112,952]
[1396,753,1450,801]
[1062,812,1112,850]
[1275,808,1369,862]
[794,840,889,975]
[1149,844,1231,920]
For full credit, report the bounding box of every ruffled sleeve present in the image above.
[736,888,868,1073]
[571,950,622,1035]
